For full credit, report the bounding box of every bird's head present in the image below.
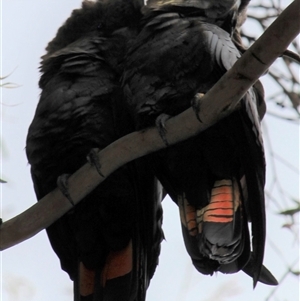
[44,0,144,58]
[146,0,250,21]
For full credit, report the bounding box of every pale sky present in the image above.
[1,1,299,301]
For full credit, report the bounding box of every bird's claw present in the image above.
[87,148,105,178]
[57,174,75,207]
[191,93,205,123]
[155,113,171,147]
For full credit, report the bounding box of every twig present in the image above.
[282,49,300,63]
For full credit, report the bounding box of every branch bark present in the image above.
[1,0,299,251]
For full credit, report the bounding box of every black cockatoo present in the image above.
[26,1,164,300]
[123,0,277,287]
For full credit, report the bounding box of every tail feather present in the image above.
[101,240,133,286]
[243,253,278,286]
[79,262,96,298]
[239,93,267,287]
[178,177,250,274]
[75,241,134,301]
[198,178,245,264]
[202,179,239,224]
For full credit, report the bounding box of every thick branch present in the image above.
[1,0,299,251]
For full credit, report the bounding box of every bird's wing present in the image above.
[123,10,241,128]
[26,1,163,300]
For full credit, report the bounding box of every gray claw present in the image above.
[87,148,105,178]
[191,93,205,123]
[155,113,171,147]
[57,174,75,207]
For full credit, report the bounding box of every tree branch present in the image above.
[1,0,299,251]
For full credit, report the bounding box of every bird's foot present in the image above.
[155,113,171,147]
[191,93,205,123]
[87,148,105,178]
[57,173,75,207]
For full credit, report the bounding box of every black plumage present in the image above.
[122,0,277,287]
[26,0,277,299]
[26,1,164,300]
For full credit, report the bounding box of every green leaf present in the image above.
[278,204,300,216]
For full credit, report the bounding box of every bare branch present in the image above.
[243,0,300,118]
[282,49,300,63]
[0,0,299,251]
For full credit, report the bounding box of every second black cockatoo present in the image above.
[26,1,164,300]
[123,0,277,287]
